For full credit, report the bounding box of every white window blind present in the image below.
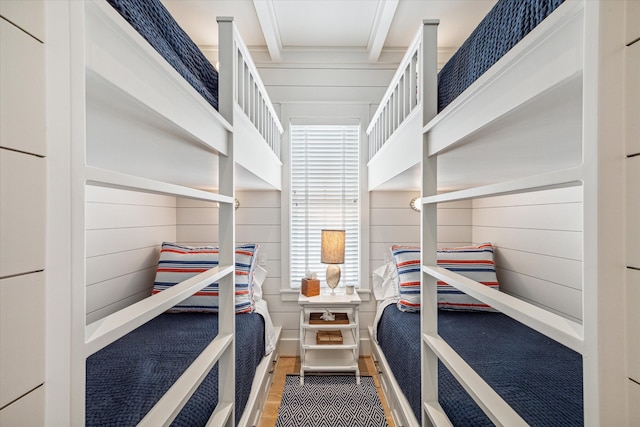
[290,124,360,288]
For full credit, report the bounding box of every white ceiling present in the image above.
[161,0,498,64]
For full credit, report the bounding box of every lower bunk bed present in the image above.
[370,301,583,426]
[86,301,280,426]
[85,241,281,426]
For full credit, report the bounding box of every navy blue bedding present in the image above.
[106,0,219,110]
[437,0,565,112]
[86,312,265,426]
[376,304,583,426]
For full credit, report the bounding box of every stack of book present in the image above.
[316,330,343,344]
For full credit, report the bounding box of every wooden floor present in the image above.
[257,356,394,427]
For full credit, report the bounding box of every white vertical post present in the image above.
[217,17,234,125]
[236,51,243,112]
[216,16,236,426]
[420,19,439,427]
[71,1,89,423]
[410,53,418,109]
[581,1,627,425]
[45,1,85,423]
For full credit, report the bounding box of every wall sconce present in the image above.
[410,197,421,212]
[235,198,240,210]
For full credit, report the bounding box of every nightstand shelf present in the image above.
[298,291,361,385]
[301,327,358,350]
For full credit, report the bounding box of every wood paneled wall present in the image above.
[472,187,583,321]
[625,0,640,420]
[369,191,472,271]
[176,190,282,300]
[1,4,46,421]
[85,186,583,334]
[85,186,176,323]
[84,186,585,355]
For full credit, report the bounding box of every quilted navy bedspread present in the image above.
[106,0,219,110]
[376,304,583,426]
[437,0,565,112]
[86,312,265,426]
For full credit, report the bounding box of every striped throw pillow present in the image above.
[152,242,259,313]
[391,243,500,312]
[391,245,421,312]
[437,243,499,312]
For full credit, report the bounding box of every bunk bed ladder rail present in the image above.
[366,22,423,161]
[421,265,584,426]
[218,17,284,159]
[419,163,586,427]
[82,172,238,426]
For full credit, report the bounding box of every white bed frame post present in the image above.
[217,16,237,427]
[419,19,443,427]
[581,1,627,425]
[45,0,88,424]
[69,1,88,423]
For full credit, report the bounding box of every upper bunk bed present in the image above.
[85,0,283,193]
[367,0,581,192]
[366,0,628,425]
[47,0,283,425]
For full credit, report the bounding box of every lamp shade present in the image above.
[321,229,345,264]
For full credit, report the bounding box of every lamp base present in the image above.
[326,265,341,294]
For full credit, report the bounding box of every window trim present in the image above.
[278,104,371,301]
[289,124,360,289]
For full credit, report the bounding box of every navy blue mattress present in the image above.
[86,312,265,426]
[106,0,219,110]
[437,0,565,112]
[376,304,583,426]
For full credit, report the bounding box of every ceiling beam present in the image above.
[367,0,398,62]
[253,0,282,62]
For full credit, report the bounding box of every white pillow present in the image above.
[372,261,399,301]
[253,264,268,300]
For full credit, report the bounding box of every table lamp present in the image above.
[321,229,345,294]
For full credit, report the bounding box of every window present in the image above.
[290,124,360,288]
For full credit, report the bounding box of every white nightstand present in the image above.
[298,291,361,385]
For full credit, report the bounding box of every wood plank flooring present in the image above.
[258,356,394,427]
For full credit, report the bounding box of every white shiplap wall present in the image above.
[83,185,585,358]
[625,1,640,421]
[175,190,301,352]
[0,4,47,422]
[370,191,473,272]
[175,189,282,300]
[472,186,583,321]
[370,188,582,322]
[85,186,176,324]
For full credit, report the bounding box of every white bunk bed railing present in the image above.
[82,176,237,427]
[138,331,234,426]
[218,16,283,160]
[422,332,528,427]
[422,266,583,353]
[420,169,587,426]
[81,176,236,426]
[84,261,234,357]
[366,23,423,161]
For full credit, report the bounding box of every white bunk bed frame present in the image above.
[46,1,282,425]
[367,1,628,426]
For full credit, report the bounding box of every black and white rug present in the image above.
[275,375,389,427]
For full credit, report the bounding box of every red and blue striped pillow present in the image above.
[391,243,499,312]
[152,242,259,313]
[390,245,422,312]
[436,243,499,312]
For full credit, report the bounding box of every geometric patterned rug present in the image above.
[275,375,389,427]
